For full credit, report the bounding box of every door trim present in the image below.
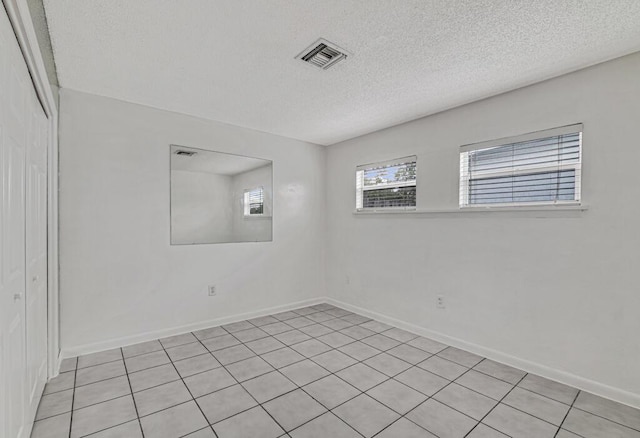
[2,0,60,379]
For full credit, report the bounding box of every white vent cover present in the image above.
[296,38,349,70]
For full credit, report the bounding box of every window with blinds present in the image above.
[244,187,264,215]
[459,124,582,207]
[356,156,417,210]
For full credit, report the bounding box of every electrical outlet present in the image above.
[436,295,445,309]
[208,285,216,296]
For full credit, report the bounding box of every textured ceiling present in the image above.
[44,0,640,145]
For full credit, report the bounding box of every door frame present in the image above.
[2,0,60,378]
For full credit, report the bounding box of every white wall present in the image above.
[170,170,233,244]
[58,53,640,406]
[231,164,273,242]
[58,89,326,352]
[326,53,640,401]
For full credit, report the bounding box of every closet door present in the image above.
[25,90,48,422]
[0,7,28,436]
[0,6,49,438]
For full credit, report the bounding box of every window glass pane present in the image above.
[250,202,263,214]
[469,169,575,204]
[356,157,417,209]
[363,161,416,187]
[468,134,580,173]
[460,128,581,207]
[363,186,416,208]
[244,187,264,215]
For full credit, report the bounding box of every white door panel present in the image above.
[0,8,7,437]
[26,93,48,419]
[1,4,49,438]
[3,126,27,438]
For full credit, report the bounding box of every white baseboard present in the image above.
[60,295,640,410]
[53,350,63,377]
[325,297,640,410]
[61,297,324,359]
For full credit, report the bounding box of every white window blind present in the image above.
[244,187,264,215]
[356,156,417,210]
[459,124,582,207]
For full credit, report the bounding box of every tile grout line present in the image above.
[282,310,635,432]
[119,347,146,438]
[266,353,366,436]
[291,318,464,437]
[61,361,156,437]
[553,390,581,438]
[247,311,369,437]
[56,309,467,435]
[192,326,297,437]
[245,320,437,436]
[300,322,595,437]
[298,327,488,437]
[113,309,502,435]
[299,325,553,438]
[75,349,442,438]
[64,337,360,437]
[64,328,389,400]
[158,335,220,438]
[54,304,633,438]
[178,426,215,438]
[68,361,78,438]
[72,378,172,437]
[141,309,485,437]
[74,357,122,371]
[468,381,589,434]
[569,406,640,433]
[370,355,482,438]
[36,308,457,435]
[463,372,529,437]
[199,311,368,436]
[191,349,346,432]
[249,359,365,437]
[100,310,393,388]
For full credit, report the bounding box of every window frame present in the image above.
[459,124,583,209]
[355,155,418,211]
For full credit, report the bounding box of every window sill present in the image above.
[353,204,588,217]
[243,215,272,219]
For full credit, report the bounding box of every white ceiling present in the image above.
[44,0,640,146]
[170,146,270,176]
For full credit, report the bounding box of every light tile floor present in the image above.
[32,304,640,438]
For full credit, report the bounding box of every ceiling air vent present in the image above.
[296,38,349,70]
[175,150,196,157]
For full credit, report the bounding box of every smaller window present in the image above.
[356,156,417,210]
[244,187,264,216]
[459,124,582,208]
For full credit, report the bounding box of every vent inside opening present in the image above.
[297,39,348,70]
[175,150,196,157]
